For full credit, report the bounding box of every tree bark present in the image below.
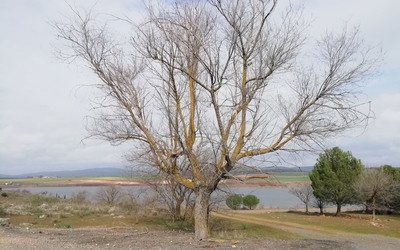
[305,202,309,213]
[194,188,211,240]
[335,202,342,216]
[174,195,184,220]
[372,195,376,221]
[318,202,324,214]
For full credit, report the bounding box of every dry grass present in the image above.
[209,216,303,240]
[5,189,399,242]
[240,211,400,238]
[7,214,163,230]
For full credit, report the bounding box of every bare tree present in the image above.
[55,0,382,240]
[125,154,196,221]
[94,185,122,205]
[311,195,327,215]
[355,167,395,220]
[151,176,195,221]
[289,183,313,213]
[70,190,90,204]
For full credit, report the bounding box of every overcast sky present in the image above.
[1,0,399,175]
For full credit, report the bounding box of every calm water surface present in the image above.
[4,186,304,208]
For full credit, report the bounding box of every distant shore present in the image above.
[0,178,307,189]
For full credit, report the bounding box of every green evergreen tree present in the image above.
[242,195,260,210]
[382,165,400,211]
[310,147,363,216]
[226,194,243,210]
[382,165,400,182]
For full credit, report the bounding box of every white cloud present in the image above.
[0,0,399,174]
[331,92,400,167]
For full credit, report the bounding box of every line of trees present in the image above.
[226,194,260,210]
[290,147,400,219]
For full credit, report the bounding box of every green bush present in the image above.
[242,195,260,210]
[226,194,242,210]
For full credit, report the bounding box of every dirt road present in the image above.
[213,211,400,250]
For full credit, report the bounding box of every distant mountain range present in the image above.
[0,166,313,179]
[0,167,125,179]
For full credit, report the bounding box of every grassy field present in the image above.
[0,172,310,186]
[209,216,303,239]
[235,211,400,239]
[0,177,125,185]
[246,172,310,183]
[269,175,310,182]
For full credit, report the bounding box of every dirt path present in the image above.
[213,211,400,250]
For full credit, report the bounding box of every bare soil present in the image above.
[0,226,357,250]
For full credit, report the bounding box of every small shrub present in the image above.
[30,194,59,206]
[226,194,242,210]
[118,194,139,214]
[70,191,89,204]
[1,192,8,197]
[161,219,194,232]
[65,223,72,228]
[94,185,122,205]
[83,207,94,217]
[242,194,260,210]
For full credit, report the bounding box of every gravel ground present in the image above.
[2,226,396,250]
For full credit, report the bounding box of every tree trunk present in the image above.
[318,202,324,214]
[372,195,376,221]
[174,195,184,220]
[305,202,309,213]
[335,202,342,216]
[194,188,211,241]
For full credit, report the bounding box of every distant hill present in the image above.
[0,165,314,179]
[0,167,125,179]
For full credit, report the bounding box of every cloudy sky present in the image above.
[1,0,399,175]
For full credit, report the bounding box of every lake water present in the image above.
[3,186,304,208]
